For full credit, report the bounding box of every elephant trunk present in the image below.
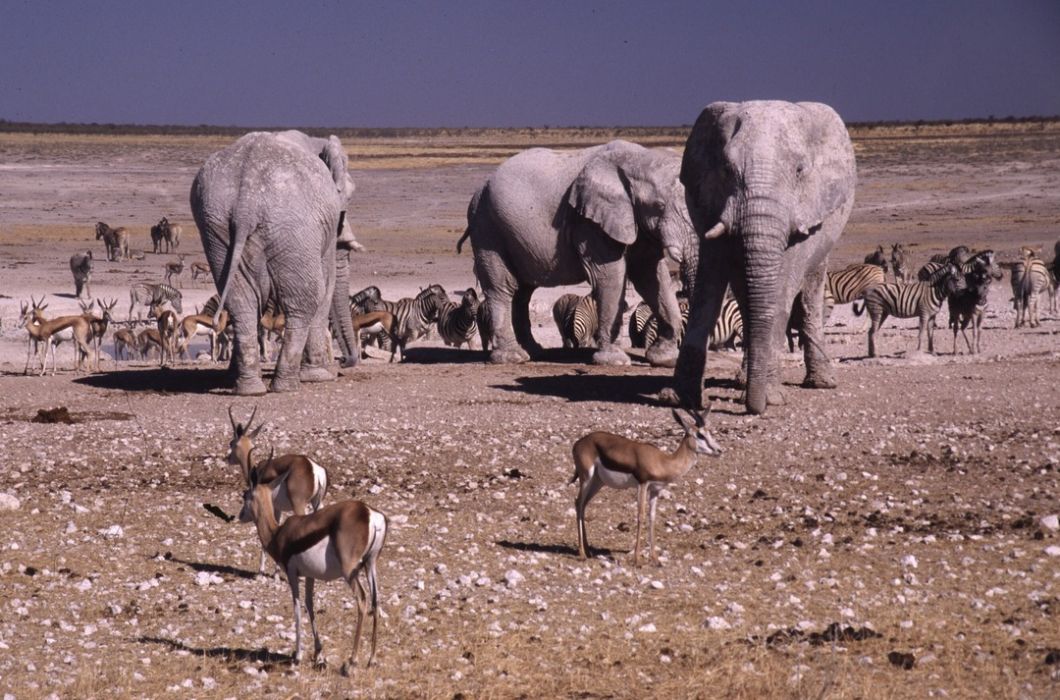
[331,242,360,367]
[737,194,787,415]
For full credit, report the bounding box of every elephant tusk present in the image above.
[702,222,727,240]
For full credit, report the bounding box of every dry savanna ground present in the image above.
[0,122,1058,699]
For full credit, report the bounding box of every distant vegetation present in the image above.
[0,115,1056,139]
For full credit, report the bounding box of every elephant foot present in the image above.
[802,372,836,390]
[767,384,786,406]
[234,376,268,396]
[592,346,630,366]
[490,346,530,364]
[645,340,679,368]
[299,365,335,383]
[269,374,302,393]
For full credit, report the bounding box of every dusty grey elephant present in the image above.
[458,140,697,367]
[670,101,857,415]
[191,130,361,395]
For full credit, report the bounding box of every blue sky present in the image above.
[1,0,1057,127]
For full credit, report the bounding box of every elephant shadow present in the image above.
[493,372,671,405]
[138,636,294,667]
[74,368,233,394]
[394,346,491,365]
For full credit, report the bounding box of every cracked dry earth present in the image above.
[0,124,1059,699]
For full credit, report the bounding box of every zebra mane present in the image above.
[924,262,957,286]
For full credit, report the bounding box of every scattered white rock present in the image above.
[901,554,918,569]
[1045,545,1060,558]
[98,525,124,539]
[705,616,731,630]
[1040,515,1059,532]
[0,494,20,511]
[638,623,657,633]
[504,570,525,588]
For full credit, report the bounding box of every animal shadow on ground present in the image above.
[160,554,259,580]
[74,368,234,394]
[395,346,490,364]
[496,539,617,559]
[494,373,671,404]
[138,636,293,666]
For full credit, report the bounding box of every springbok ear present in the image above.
[568,156,637,246]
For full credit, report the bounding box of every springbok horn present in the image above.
[228,405,238,431]
[246,405,259,432]
[702,222,727,240]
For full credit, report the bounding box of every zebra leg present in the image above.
[798,261,836,389]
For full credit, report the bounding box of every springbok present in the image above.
[18,297,95,375]
[239,449,387,674]
[177,309,229,360]
[570,407,722,566]
[164,254,187,288]
[227,407,330,574]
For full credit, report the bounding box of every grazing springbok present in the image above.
[177,308,229,360]
[227,407,330,574]
[137,327,163,359]
[352,310,397,359]
[190,261,211,284]
[112,327,139,361]
[239,449,388,674]
[18,297,95,375]
[570,407,722,566]
[164,254,187,288]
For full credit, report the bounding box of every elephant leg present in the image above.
[228,296,267,396]
[629,254,680,368]
[273,321,311,392]
[475,249,528,364]
[512,285,544,357]
[300,324,336,383]
[590,276,630,366]
[669,243,728,409]
[798,260,836,389]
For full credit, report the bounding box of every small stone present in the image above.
[1045,545,1060,558]
[0,494,20,511]
[503,570,525,588]
[638,623,657,633]
[1040,515,1059,532]
[705,616,731,630]
[901,555,918,568]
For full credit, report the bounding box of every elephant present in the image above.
[457,140,697,367]
[190,130,362,395]
[670,101,857,415]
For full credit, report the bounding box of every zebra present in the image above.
[863,245,889,274]
[366,284,449,361]
[828,263,886,304]
[891,243,910,283]
[920,245,973,280]
[150,218,167,254]
[95,221,129,261]
[350,286,389,351]
[632,297,743,351]
[128,282,183,321]
[948,265,994,354]
[853,262,966,357]
[627,302,654,348]
[552,294,597,349]
[436,288,480,349]
[1011,252,1053,328]
[69,250,93,299]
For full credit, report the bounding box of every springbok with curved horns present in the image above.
[227,407,330,575]
[240,448,388,674]
[570,407,722,566]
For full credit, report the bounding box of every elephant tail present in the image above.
[456,227,471,254]
[457,184,487,254]
[212,215,251,327]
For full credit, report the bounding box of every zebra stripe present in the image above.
[628,303,654,348]
[436,288,480,349]
[948,266,994,354]
[476,302,493,352]
[827,264,885,304]
[854,262,964,357]
[552,294,597,348]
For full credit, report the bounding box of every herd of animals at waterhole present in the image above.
[2,101,1060,672]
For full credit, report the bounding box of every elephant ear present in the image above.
[567,157,637,245]
[793,102,857,232]
[680,102,739,234]
[322,135,353,196]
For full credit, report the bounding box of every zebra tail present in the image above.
[852,299,865,316]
